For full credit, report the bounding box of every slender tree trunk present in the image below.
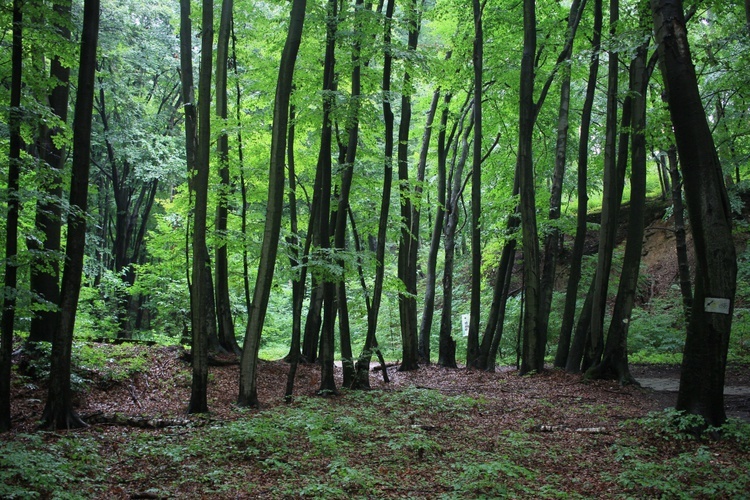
[285,102,303,399]
[579,0,621,373]
[652,0,737,427]
[214,0,239,355]
[41,0,100,429]
[316,0,339,396]
[353,0,396,387]
[588,43,648,385]
[518,0,543,375]
[438,100,473,368]
[539,0,585,345]
[466,0,483,368]
[396,0,422,372]
[667,146,693,320]
[180,0,199,346]
[418,91,451,364]
[188,0,215,414]
[331,0,367,387]
[555,0,602,368]
[238,0,307,407]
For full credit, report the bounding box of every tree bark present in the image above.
[41,0,100,429]
[652,0,737,427]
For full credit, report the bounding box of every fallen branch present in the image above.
[81,411,194,429]
[530,424,608,434]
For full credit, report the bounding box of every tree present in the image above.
[27,0,72,345]
[466,0,483,369]
[1,0,23,432]
[354,0,396,387]
[41,0,101,429]
[214,0,240,355]
[518,0,543,374]
[396,0,423,372]
[587,42,648,385]
[652,0,737,427]
[555,0,603,368]
[188,0,215,414]
[238,0,307,407]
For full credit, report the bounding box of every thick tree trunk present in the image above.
[1,0,23,432]
[27,0,71,346]
[42,0,100,430]
[652,0,737,427]
[587,44,648,385]
[580,0,621,373]
[188,0,215,414]
[555,0,602,368]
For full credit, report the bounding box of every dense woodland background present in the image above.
[1,0,750,432]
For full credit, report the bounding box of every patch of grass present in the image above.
[0,434,105,498]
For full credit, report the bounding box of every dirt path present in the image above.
[631,364,750,421]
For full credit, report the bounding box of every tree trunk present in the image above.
[238,0,307,407]
[1,0,23,432]
[188,0,215,414]
[41,0,100,429]
[466,0,483,369]
[578,0,622,373]
[652,0,737,427]
[587,43,648,385]
[667,146,693,320]
[315,0,339,396]
[518,0,543,375]
[538,0,585,347]
[396,0,422,372]
[438,99,473,368]
[354,0,396,388]
[418,90,450,364]
[27,0,71,346]
[214,0,240,355]
[555,0,602,369]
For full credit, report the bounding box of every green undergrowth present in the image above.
[3,389,749,498]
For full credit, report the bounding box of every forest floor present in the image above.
[4,346,750,498]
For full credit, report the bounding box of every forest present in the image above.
[1,0,750,496]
